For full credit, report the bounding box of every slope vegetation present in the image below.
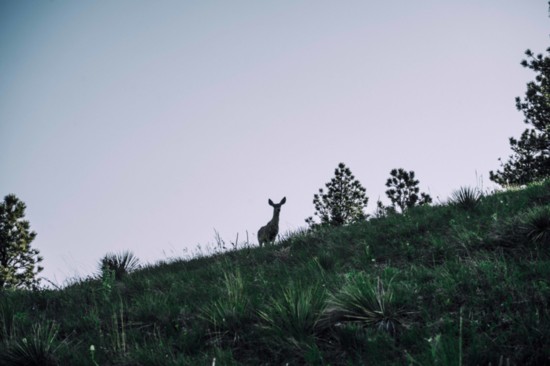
[1,182,550,365]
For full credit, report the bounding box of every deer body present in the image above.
[258,197,286,247]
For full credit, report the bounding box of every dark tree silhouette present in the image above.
[0,194,43,289]
[382,168,432,214]
[306,163,369,227]
[490,47,550,185]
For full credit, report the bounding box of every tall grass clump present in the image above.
[450,186,482,210]
[100,251,140,280]
[491,205,550,250]
[0,321,65,366]
[407,333,462,366]
[258,281,326,355]
[523,205,550,246]
[0,299,16,344]
[323,273,405,336]
[201,269,250,344]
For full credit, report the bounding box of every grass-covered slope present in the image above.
[1,182,550,365]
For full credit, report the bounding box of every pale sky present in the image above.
[1,1,548,286]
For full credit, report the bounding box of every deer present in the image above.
[258,197,286,247]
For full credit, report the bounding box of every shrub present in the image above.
[258,281,326,348]
[201,269,250,340]
[492,205,550,249]
[449,187,482,210]
[0,321,65,366]
[99,251,140,280]
[323,273,404,336]
[522,205,550,246]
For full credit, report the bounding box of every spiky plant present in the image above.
[492,206,550,249]
[258,281,326,348]
[99,251,140,281]
[522,205,550,245]
[449,187,482,210]
[201,269,250,337]
[323,273,403,336]
[0,321,64,366]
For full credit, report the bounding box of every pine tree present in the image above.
[0,194,43,289]
[306,163,369,227]
[374,199,396,218]
[490,48,550,185]
[383,168,432,213]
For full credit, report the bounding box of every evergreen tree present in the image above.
[374,199,396,218]
[306,163,369,227]
[0,194,43,289]
[384,168,432,213]
[490,47,550,185]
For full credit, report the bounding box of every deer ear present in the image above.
[268,199,274,206]
[280,197,286,205]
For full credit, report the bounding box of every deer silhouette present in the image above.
[258,197,286,247]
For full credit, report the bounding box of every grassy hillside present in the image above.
[1,182,550,365]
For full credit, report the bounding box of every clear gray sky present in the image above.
[1,1,548,286]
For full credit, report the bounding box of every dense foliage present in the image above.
[306,162,369,227]
[1,181,550,365]
[0,194,43,289]
[491,47,550,185]
[380,168,432,214]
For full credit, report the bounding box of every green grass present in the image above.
[1,181,550,365]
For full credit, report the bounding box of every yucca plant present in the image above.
[450,187,482,210]
[492,206,550,249]
[99,251,140,280]
[258,281,326,348]
[522,205,550,246]
[490,213,525,249]
[201,269,250,337]
[0,321,65,366]
[323,273,404,336]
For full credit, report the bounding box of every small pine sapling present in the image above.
[383,168,432,214]
[306,163,369,227]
